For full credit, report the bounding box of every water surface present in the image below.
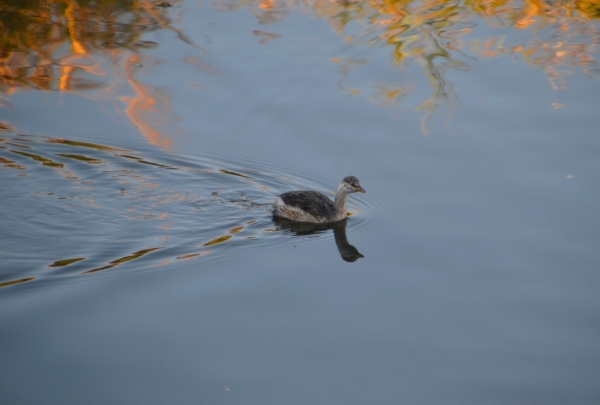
[1,0,599,404]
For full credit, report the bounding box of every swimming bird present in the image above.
[273,176,365,223]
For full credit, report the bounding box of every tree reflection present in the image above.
[0,0,185,148]
[220,0,599,133]
[1,0,598,138]
[274,217,365,262]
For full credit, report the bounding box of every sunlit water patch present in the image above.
[0,132,382,289]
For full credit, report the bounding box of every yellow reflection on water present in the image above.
[308,0,599,132]
[0,277,35,288]
[1,133,280,278]
[238,0,598,129]
[0,0,598,137]
[82,247,163,274]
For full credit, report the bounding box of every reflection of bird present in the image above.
[273,176,365,223]
[273,217,364,262]
[332,221,364,262]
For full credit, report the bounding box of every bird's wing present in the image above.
[279,191,334,218]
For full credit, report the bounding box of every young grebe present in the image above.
[273,176,365,223]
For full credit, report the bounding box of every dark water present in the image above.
[1,0,600,404]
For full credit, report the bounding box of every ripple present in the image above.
[206,149,391,241]
[1,132,388,286]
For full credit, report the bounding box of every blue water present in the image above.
[1,1,599,404]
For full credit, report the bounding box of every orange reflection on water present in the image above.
[119,54,179,150]
[0,0,184,149]
[1,0,598,138]
[222,0,598,129]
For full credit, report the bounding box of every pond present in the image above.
[1,0,599,404]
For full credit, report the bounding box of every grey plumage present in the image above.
[273,176,365,223]
[278,190,336,220]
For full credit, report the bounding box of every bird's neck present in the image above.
[333,186,350,215]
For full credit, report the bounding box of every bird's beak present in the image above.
[356,186,366,193]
